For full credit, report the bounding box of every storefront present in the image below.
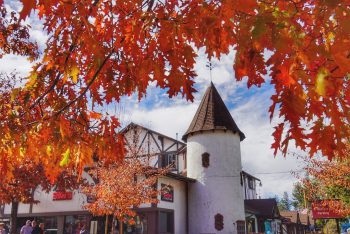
[2,172,193,234]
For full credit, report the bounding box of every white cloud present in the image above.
[0,54,32,75]
[128,102,198,140]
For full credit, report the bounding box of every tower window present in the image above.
[214,213,224,231]
[202,152,210,168]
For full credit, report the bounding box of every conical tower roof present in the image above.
[182,83,245,142]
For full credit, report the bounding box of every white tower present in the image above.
[183,83,246,234]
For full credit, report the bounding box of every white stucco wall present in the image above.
[4,203,30,215]
[187,130,245,234]
[157,177,187,234]
[31,189,86,213]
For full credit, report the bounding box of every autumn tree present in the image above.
[0,160,50,234]
[0,0,349,182]
[300,145,350,217]
[83,124,168,233]
[0,73,84,234]
[83,157,165,234]
[0,68,124,184]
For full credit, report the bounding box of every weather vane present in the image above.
[206,60,215,82]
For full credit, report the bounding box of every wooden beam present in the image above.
[149,132,162,151]
[137,131,148,154]
[164,142,176,152]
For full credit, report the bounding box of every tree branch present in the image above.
[54,48,115,116]
[29,0,101,110]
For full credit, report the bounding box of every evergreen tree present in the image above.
[278,192,291,211]
[291,182,307,210]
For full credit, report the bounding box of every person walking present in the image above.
[0,223,7,234]
[39,223,45,234]
[20,220,33,234]
[31,221,41,234]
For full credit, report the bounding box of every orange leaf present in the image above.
[20,0,36,21]
[275,65,295,87]
[89,111,102,119]
[315,67,329,96]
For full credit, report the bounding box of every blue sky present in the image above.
[0,0,307,199]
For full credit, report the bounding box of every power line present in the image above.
[252,170,304,175]
[198,170,305,178]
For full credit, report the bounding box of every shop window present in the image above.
[202,152,210,168]
[64,215,91,234]
[236,220,246,234]
[214,213,223,231]
[159,211,174,234]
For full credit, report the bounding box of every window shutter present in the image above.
[214,213,224,231]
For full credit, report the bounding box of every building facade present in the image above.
[241,171,261,200]
[2,83,260,234]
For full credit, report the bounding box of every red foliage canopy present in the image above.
[0,0,349,180]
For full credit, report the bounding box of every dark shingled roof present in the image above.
[245,199,280,219]
[182,82,245,142]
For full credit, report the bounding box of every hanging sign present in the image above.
[312,200,343,219]
[161,184,174,202]
[53,191,73,201]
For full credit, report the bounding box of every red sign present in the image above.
[53,191,73,201]
[312,201,343,219]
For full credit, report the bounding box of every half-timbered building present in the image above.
[1,83,268,234]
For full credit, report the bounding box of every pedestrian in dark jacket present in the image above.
[39,223,45,234]
[31,221,41,234]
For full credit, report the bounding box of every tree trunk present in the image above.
[110,215,115,234]
[29,188,36,214]
[118,219,123,234]
[104,215,109,234]
[0,204,4,217]
[10,200,18,234]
